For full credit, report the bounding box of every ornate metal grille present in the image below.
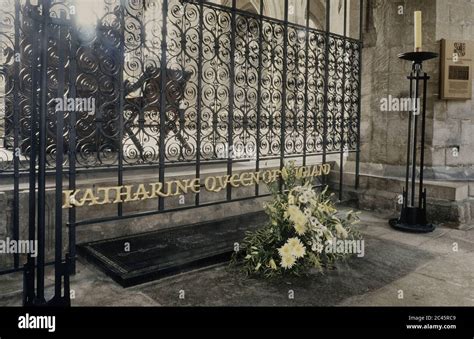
[0,0,361,171]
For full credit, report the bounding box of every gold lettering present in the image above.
[311,165,322,177]
[296,167,303,179]
[123,185,140,202]
[240,172,253,186]
[61,164,332,209]
[229,174,240,187]
[322,163,331,175]
[205,176,221,192]
[249,171,260,186]
[271,169,281,183]
[133,184,151,200]
[171,179,199,196]
[174,180,188,195]
[80,188,99,206]
[149,182,172,198]
[149,182,163,198]
[107,186,123,204]
[62,190,76,208]
[190,178,201,193]
[216,175,231,190]
[177,179,201,195]
[71,189,86,207]
[261,170,272,184]
[97,186,118,205]
[109,185,139,204]
[162,182,173,197]
[297,166,310,179]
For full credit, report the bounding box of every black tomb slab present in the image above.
[77,211,268,287]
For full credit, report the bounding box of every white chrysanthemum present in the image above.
[303,208,312,217]
[290,241,306,259]
[278,243,292,257]
[280,254,296,269]
[287,237,304,249]
[294,222,307,235]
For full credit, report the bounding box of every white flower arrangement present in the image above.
[234,161,360,277]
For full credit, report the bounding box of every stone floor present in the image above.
[1,208,473,306]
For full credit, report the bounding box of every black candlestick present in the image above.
[389,51,438,233]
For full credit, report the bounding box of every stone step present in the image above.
[330,171,469,201]
[328,170,474,229]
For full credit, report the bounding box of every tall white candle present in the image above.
[414,11,422,52]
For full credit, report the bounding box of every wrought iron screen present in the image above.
[0,0,363,282]
[0,0,361,171]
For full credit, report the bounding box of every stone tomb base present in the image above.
[77,211,267,287]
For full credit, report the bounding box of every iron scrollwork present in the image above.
[0,0,361,173]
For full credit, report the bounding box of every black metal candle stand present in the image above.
[389,51,438,233]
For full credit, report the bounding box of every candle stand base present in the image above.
[390,191,434,233]
[389,209,434,233]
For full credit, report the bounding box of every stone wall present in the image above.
[360,0,474,178]
[433,0,474,170]
[360,0,438,171]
